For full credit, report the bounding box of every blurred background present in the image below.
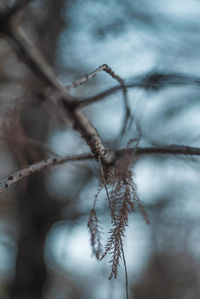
[1,0,200,298]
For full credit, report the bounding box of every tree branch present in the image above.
[77,73,200,107]
[0,0,32,33]
[1,145,200,194]
[66,63,131,137]
[116,145,200,158]
[3,4,198,164]
[65,64,124,90]
[0,153,94,193]
[3,23,114,164]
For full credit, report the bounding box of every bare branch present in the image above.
[66,64,126,94]
[3,25,114,164]
[65,64,108,90]
[1,145,200,194]
[77,85,122,107]
[5,14,195,165]
[78,73,200,107]
[0,0,32,34]
[0,153,94,193]
[116,145,200,158]
[66,64,131,137]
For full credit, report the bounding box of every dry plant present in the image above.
[100,155,148,275]
[1,2,200,298]
[88,150,149,299]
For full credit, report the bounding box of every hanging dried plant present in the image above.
[88,151,149,281]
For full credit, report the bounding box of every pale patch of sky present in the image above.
[134,157,200,205]
[49,128,89,156]
[59,21,156,81]
[159,0,200,19]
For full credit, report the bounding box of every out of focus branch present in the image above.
[1,3,200,193]
[116,145,200,158]
[5,0,32,16]
[66,63,131,136]
[1,145,200,193]
[0,9,114,164]
[0,0,32,31]
[78,72,200,106]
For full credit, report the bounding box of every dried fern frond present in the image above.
[101,173,135,279]
[101,153,148,279]
[101,196,129,279]
[88,150,148,281]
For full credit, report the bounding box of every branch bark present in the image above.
[2,19,114,164]
[1,145,200,194]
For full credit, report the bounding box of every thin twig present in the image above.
[121,244,129,299]
[77,85,122,107]
[66,64,131,137]
[3,25,114,164]
[1,145,200,193]
[116,145,200,158]
[0,153,94,193]
[78,73,200,107]
[65,64,109,90]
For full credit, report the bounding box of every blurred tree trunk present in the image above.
[9,1,66,298]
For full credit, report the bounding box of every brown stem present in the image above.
[0,153,94,193]
[1,145,200,194]
[3,25,114,164]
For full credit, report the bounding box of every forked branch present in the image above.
[1,5,114,165]
[1,145,200,193]
[66,64,131,136]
